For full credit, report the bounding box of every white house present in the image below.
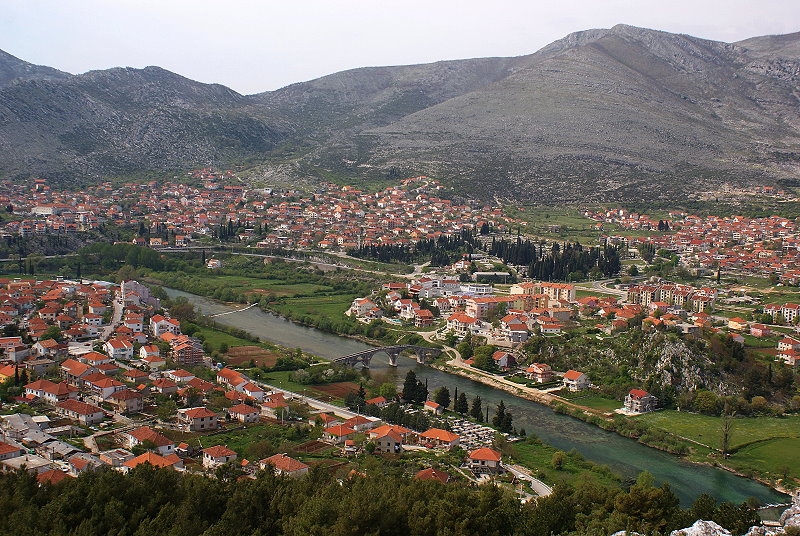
[562,370,589,391]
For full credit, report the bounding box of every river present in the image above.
[166,288,788,506]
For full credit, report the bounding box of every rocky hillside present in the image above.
[0,24,798,201]
[344,25,800,202]
[0,49,69,87]
[0,62,288,181]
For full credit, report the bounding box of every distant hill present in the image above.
[0,49,70,87]
[0,65,287,180]
[0,24,798,202]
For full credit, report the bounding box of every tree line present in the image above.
[347,230,480,266]
[488,238,621,281]
[0,464,761,535]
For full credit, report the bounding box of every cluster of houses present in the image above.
[314,411,506,476]
[625,283,717,313]
[0,410,311,480]
[349,278,579,344]
[588,208,800,282]
[0,175,514,254]
[0,277,213,385]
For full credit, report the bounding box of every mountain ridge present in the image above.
[0,24,798,202]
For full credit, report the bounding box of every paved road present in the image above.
[590,279,627,298]
[254,381,360,419]
[506,463,553,497]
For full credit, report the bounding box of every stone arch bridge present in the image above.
[332,345,442,368]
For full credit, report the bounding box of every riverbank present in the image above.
[164,286,790,505]
[432,359,793,498]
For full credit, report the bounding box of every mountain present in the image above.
[304,24,800,202]
[0,49,70,87]
[0,25,798,202]
[0,64,288,181]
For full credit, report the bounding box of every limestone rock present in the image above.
[669,520,732,536]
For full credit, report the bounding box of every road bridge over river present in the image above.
[333,345,441,368]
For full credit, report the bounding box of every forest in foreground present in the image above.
[0,465,761,536]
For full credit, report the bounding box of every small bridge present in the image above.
[333,345,442,368]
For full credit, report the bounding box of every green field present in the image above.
[212,274,332,297]
[193,324,262,351]
[272,295,354,319]
[553,389,621,412]
[638,411,800,451]
[505,206,603,243]
[731,438,800,481]
[257,370,311,394]
[637,411,800,480]
[505,436,620,489]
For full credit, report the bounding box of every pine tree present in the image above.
[492,400,506,428]
[433,386,451,409]
[455,392,468,414]
[470,396,483,422]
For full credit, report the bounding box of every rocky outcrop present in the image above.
[670,520,732,536]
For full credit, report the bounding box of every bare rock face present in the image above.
[779,491,800,528]
[669,520,732,536]
[746,492,800,535]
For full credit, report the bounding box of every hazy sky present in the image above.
[3,0,798,95]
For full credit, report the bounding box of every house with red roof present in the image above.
[122,452,183,472]
[749,324,771,338]
[149,315,181,337]
[56,399,106,425]
[624,389,658,413]
[142,354,166,371]
[124,426,175,456]
[37,468,73,485]
[415,467,450,483]
[32,338,66,358]
[104,337,134,360]
[139,344,160,359]
[777,336,800,352]
[260,453,309,477]
[446,313,480,336]
[240,382,265,402]
[151,378,178,395]
[0,441,25,461]
[778,348,798,366]
[727,317,748,331]
[0,364,16,383]
[24,379,79,405]
[123,368,150,384]
[323,424,357,444]
[419,428,460,449]
[491,350,516,371]
[365,396,388,408]
[468,447,503,474]
[60,358,96,386]
[525,363,553,383]
[78,351,112,367]
[423,400,443,415]
[309,413,342,428]
[83,373,126,400]
[371,426,404,454]
[202,445,237,469]
[177,407,218,432]
[562,370,589,392]
[228,403,261,423]
[343,415,379,432]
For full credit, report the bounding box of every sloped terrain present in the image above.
[0,24,798,201]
